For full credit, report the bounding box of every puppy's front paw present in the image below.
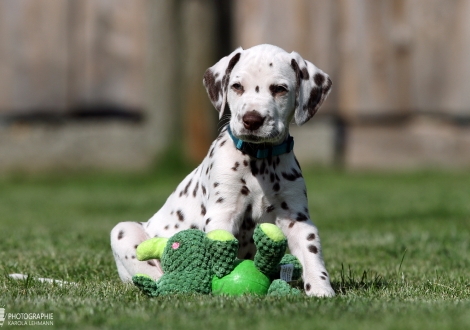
[304,281,335,297]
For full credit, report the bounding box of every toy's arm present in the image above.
[206,230,239,278]
[253,224,288,275]
[136,237,169,261]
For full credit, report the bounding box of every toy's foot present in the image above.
[253,224,287,275]
[132,274,159,297]
[267,279,302,296]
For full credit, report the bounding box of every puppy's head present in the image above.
[203,44,332,144]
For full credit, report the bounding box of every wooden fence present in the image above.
[1,0,469,171]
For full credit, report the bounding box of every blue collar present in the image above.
[226,125,294,159]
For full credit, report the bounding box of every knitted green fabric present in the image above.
[268,279,302,296]
[267,253,303,281]
[161,230,208,273]
[208,237,238,278]
[253,224,288,275]
[133,274,159,297]
[132,226,302,297]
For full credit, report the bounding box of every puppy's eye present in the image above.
[270,85,288,96]
[231,83,243,91]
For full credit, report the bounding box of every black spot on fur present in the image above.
[314,72,325,86]
[320,276,326,280]
[220,139,227,146]
[255,86,259,93]
[176,210,185,221]
[203,69,222,111]
[134,245,138,249]
[117,230,124,240]
[190,224,199,229]
[281,202,289,210]
[301,67,309,80]
[273,183,280,191]
[322,272,328,277]
[222,52,242,92]
[206,218,211,225]
[266,205,275,213]
[241,217,256,230]
[288,221,295,228]
[324,77,333,94]
[164,225,169,230]
[296,213,308,221]
[308,245,318,254]
[307,233,316,241]
[281,169,302,181]
[290,59,302,108]
[201,204,206,216]
[232,162,240,171]
[202,185,207,195]
[147,260,156,267]
[240,178,246,184]
[213,182,219,188]
[216,197,224,203]
[209,147,215,158]
[304,86,322,115]
[184,179,192,196]
[243,160,248,167]
[250,160,259,176]
[193,182,199,197]
[306,283,311,291]
[245,204,252,213]
[175,224,179,229]
[240,186,250,195]
[269,63,273,67]
[260,161,266,175]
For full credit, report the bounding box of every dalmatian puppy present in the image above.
[111,44,334,297]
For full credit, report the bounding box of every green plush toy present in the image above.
[132,223,302,297]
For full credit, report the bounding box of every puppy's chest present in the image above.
[201,148,304,219]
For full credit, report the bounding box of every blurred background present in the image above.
[1,0,470,173]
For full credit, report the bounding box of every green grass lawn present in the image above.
[1,166,469,329]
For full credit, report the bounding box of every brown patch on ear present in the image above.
[301,67,309,80]
[314,72,325,86]
[203,69,222,110]
[290,59,302,108]
[303,86,323,116]
[222,53,241,92]
[324,77,333,94]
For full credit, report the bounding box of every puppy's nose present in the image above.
[242,111,265,131]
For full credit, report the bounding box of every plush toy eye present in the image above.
[172,242,180,249]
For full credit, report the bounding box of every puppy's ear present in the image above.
[289,52,332,126]
[203,47,243,119]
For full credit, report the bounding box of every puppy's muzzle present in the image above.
[242,111,265,131]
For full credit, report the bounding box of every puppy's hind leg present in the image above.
[110,222,163,282]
